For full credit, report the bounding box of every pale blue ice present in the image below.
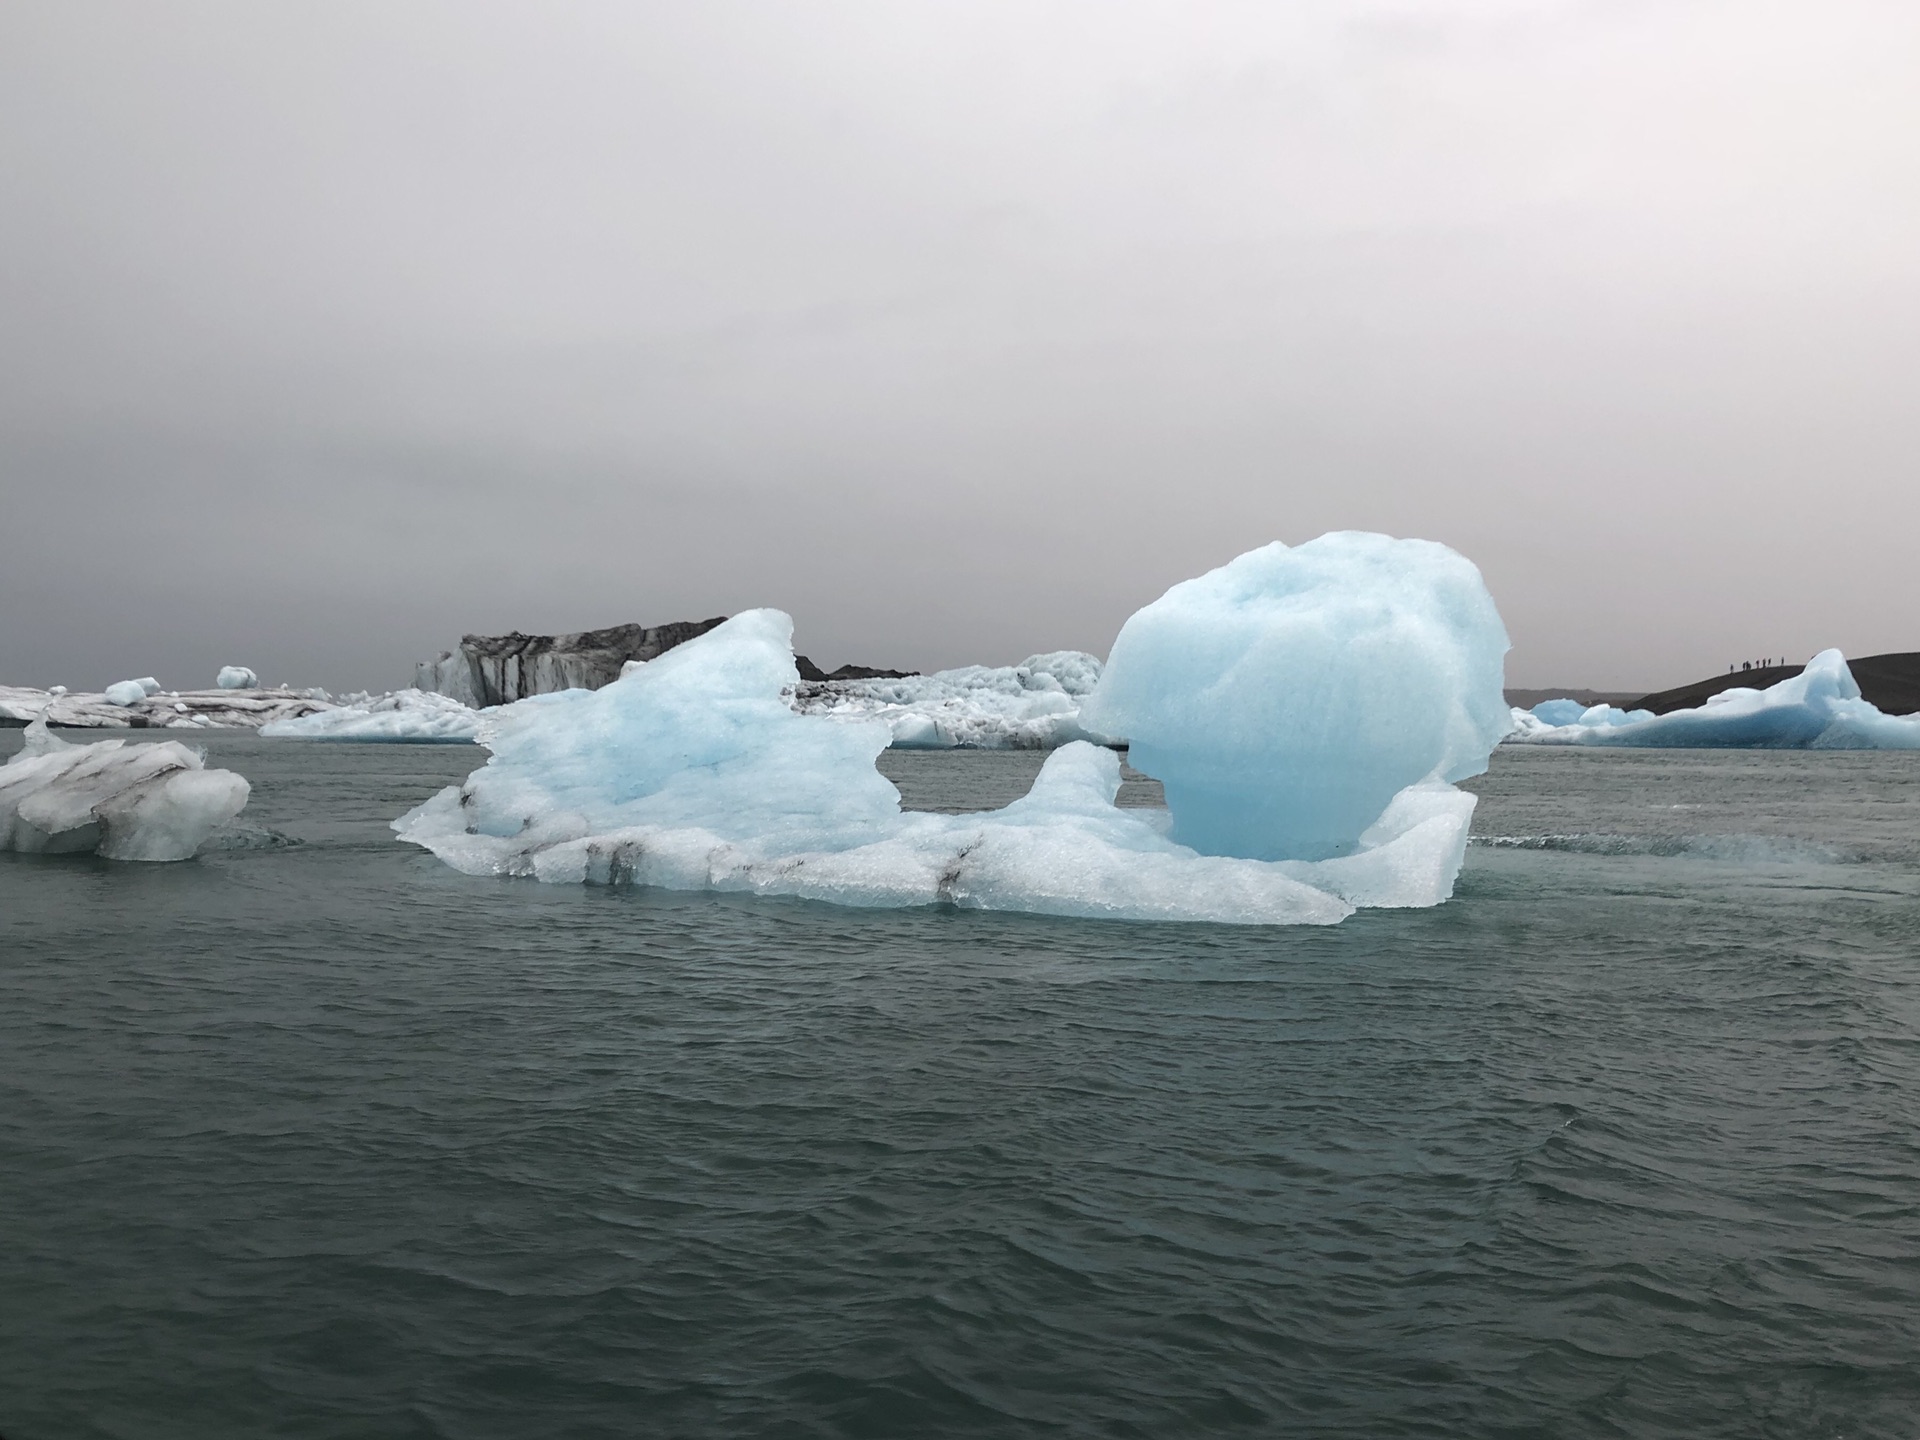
[1079,533,1512,861]
[395,535,1513,924]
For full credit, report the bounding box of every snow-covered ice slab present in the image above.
[396,534,1509,925]
[0,720,250,860]
[1506,650,1920,749]
[793,652,1103,749]
[261,689,481,742]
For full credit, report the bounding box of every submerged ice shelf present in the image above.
[0,720,250,860]
[1508,651,1920,749]
[395,533,1512,925]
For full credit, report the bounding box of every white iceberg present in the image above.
[1506,650,1920,749]
[395,534,1509,924]
[103,680,149,706]
[217,665,259,690]
[261,689,481,742]
[0,719,250,860]
[1526,697,1652,728]
[793,651,1104,749]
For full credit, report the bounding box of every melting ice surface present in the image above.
[396,534,1513,925]
[1508,651,1920,749]
[0,719,250,860]
[103,678,160,706]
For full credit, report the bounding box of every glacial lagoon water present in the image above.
[2,733,1918,1439]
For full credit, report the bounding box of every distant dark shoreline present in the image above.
[1620,652,1920,717]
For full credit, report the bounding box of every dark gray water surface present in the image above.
[3,735,1918,1439]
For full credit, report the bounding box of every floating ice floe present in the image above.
[1506,650,1920,749]
[396,533,1512,925]
[217,665,259,690]
[0,683,334,730]
[792,651,1104,749]
[260,689,483,742]
[0,719,250,860]
[104,677,160,706]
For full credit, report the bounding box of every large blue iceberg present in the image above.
[395,534,1513,925]
[1079,533,1512,860]
[1507,650,1920,749]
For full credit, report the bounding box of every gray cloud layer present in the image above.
[3,1,1916,691]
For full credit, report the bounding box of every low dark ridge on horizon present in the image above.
[794,656,918,683]
[1627,652,1920,717]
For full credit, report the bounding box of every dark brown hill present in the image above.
[1628,652,1920,717]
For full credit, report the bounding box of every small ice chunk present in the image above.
[103,681,148,706]
[94,767,252,861]
[1,723,250,860]
[1530,698,1588,726]
[15,715,71,759]
[217,665,259,689]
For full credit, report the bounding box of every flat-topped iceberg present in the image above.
[261,689,481,742]
[1507,650,1920,749]
[793,652,1103,749]
[0,684,333,730]
[396,533,1511,924]
[0,720,250,860]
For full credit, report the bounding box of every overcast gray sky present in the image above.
[3,1,1916,693]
